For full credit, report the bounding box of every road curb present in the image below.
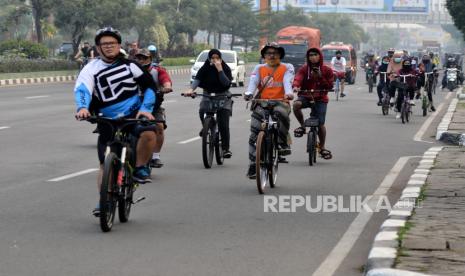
[364,146,443,276]
[436,87,465,145]
[0,67,191,87]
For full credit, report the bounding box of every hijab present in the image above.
[195,49,233,92]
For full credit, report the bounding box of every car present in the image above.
[190,50,246,87]
[58,42,74,59]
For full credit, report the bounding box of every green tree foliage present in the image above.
[311,13,368,47]
[446,0,465,39]
[0,39,48,58]
[53,0,136,54]
[0,0,31,40]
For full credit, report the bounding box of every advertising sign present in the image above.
[266,0,429,14]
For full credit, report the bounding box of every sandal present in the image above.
[319,149,332,160]
[294,126,306,138]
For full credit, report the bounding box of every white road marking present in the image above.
[0,126,10,130]
[312,156,416,276]
[413,92,452,142]
[164,100,177,103]
[178,137,201,144]
[25,95,50,99]
[48,168,99,182]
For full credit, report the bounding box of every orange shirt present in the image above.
[258,64,287,99]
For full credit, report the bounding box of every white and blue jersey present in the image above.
[74,58,156,119]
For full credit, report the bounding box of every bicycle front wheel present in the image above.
[100,152,119,232]
[256,131,269,194]
[307,130,315,166]
[268,133,278,188]
[202,117,215,169]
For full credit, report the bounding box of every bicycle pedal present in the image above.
[133,196,146,204]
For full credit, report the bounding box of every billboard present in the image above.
[264,0,430,14]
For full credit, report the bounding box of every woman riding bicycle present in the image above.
[292,47,333,160]
[375,56,390,106]
[184,49,234,158]
[392,59,418,119]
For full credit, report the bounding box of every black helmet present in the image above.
[260,42,285,59]
[336,50,342,55]
[95,27,122,46]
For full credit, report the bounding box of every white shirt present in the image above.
[331,56,346,72]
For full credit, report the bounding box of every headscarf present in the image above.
[195,49,233,92]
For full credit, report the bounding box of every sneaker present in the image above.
[149,158,164,168]
[377,101,382,106]
[92,204,100,217]
[340,93,346,98]
[409,100,415,105]
[389,98,395,104]
[278,156,289,163]
[133,166,152,184]
[92,127,99,134]
[246,164,256,179]
[430,105,436,112]
[278,144,292,156]
[223,150,232,159]
[396,112,401,119]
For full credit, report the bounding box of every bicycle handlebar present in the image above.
[181,92,242,98]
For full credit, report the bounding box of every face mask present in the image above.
[142,63,151,71]
[382,61,389,64]
[402,65,411,70]
[394,57,402,63]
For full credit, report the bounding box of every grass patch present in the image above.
[397,221,414,245]
[0,70,78,80]
[162,57,195,67]
[457,102,465,109]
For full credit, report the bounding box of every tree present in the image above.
[53,0,136,55]
[446,0,465,39]
[0,1,30,40]
[30,0,54,43]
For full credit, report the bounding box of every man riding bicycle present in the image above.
[244,42,294,179]
[74,41,94,67]
[418,55,436,112]
[331,50,347,97]
[375,55,390,106]
[74,27,158,216]
[135,48,173,169]
[292,48,333,160]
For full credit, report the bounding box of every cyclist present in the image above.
[135,48,173,168]
[74,27,158,216]
[365,52,378,84]
[148,44,162,65]
[418,55,436,112]
[375,55,390,106]
[184,49,234,159]
[331,50,347,97]
[387,50,404,109]
[392,59,418,119]
[387,48,395,60]
[292,48,333,160]
[244,42,294,179]
[74,41,94,67]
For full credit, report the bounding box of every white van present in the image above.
[190,50,246,87]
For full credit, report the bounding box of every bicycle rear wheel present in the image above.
[307,131,315,166]
[214,131,224,165]
[401,101,407,124]
[202,117,215,169]
[422,95,428,117]
[256,131,269,194]
[100,152,119,232]
[368,77,373,93]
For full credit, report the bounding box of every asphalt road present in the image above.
[0,70,451,276]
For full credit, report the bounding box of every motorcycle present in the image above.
[446,68,459,91]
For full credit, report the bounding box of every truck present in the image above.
[276,26,321,70]
[422,40,441,55]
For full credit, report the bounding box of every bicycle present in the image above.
[182,92,241,169]
[333,72,341,101]
[432,69,438,95]
[422,71,434,116]
[297,89,333,166]
[250,98,287,194]
[396,74,415,124]
[85,116,159,232]
[379,72,390,116]
[367,67,375,93]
